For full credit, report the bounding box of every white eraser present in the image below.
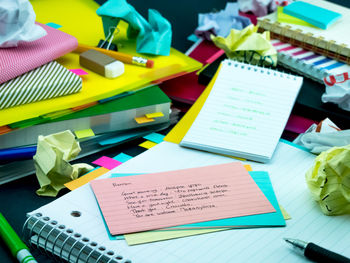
[105,60,124,79]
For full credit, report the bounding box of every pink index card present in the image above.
[92,156,122,170]
[69,68,88,76]
[90,162,275,235]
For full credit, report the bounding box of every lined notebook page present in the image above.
[30,141,350,263]
[181,60,303,162]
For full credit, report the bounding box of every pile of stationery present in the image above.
[0,0,201,184]
[3,0,350,263]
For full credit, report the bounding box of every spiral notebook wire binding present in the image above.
[23,213,130,263]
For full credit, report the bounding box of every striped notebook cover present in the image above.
[0,23,77,85]
[272,39,350,83]
[0,61,82,109]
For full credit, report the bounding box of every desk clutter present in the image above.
[2,0,350,263]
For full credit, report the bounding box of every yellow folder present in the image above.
[0,0,201,127]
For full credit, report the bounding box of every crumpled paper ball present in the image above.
[97,0,172,56]
[305,144,350,215]
[322,72,350,111]
[211,24,277,67]
[237,0,277,17]
[34,130,93,197]
[0,0,46,48]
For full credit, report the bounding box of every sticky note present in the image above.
[69,69,89,76]
[134,116,155,124]
[113,153,133,163]
[46,22,62,29]
[143,133,165,144]
[98,130,146,146]
[283,1,342,29]
[0,126,12,135]
[92,156,123,170]
[145,112,164,118]
[139,140,157,149]
[74,129,95,139]
[64,167,110,191]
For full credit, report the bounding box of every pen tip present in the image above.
[284,238,292,244]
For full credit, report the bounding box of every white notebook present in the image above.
[24,141,350,262]
[180,60,303,162]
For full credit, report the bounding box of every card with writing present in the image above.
[90,162,275,235]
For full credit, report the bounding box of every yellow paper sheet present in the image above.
[139,140,157,149]
[145,112,164,118]
[125,228,228,245]
[64,167,110,191]
[0,0,202,127]
[164,64,222,144]
[279,205,291,220]
[74,129,95,139]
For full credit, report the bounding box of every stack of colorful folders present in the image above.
[0,0,202,184]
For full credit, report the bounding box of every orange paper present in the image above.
[90,162,275,235]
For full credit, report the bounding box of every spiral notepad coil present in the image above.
[257,18,350,64]
[23,213,130,263]
[223,59,298,81]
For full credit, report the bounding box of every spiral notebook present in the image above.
[22,141,350,262]
[257,0,350,63]
[180,60,303,163]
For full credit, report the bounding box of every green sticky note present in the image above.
[74,129,95,139]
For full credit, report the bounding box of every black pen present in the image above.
[284,238,350,263]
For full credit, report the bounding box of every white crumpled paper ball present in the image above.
[0,0,46,48]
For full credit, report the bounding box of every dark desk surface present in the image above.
[1,0,349,262]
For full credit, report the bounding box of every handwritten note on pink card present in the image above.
[91,162,275,235]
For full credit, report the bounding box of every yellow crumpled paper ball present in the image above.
[305,144,350,215]
[34,130,93,197]
[211,24,277,67]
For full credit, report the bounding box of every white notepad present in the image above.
[180,60,303,162]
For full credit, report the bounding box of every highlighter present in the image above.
[79,49,124,79]
[0,213,37,263]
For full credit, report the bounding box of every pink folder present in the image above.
[0,23,78,84]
